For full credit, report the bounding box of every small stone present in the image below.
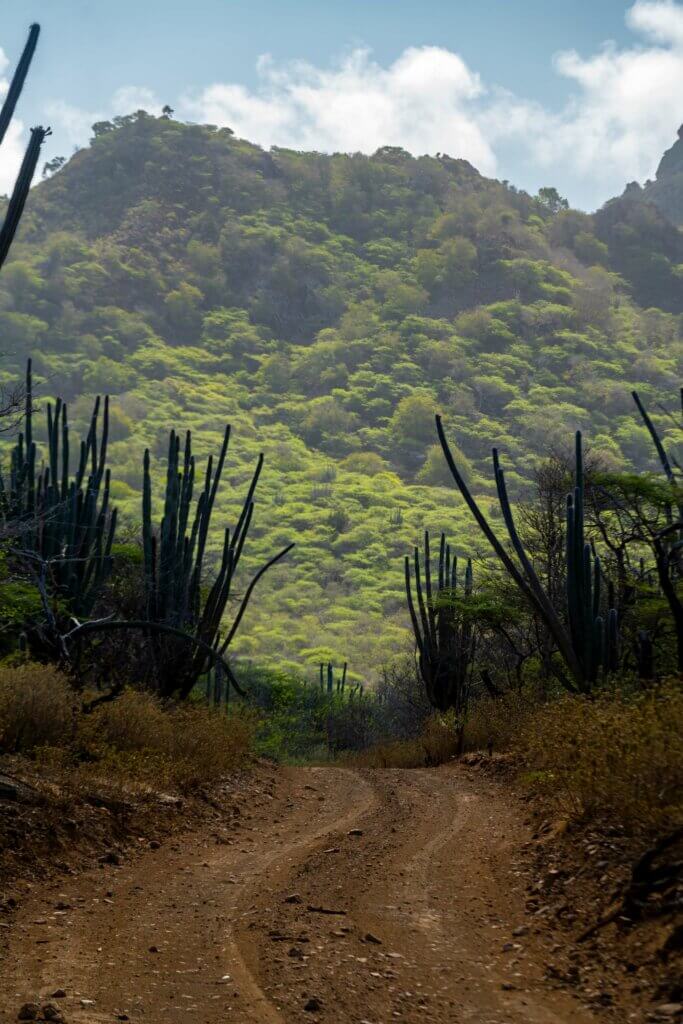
[284,893,302,904]
[98,851,120,866]
[654,1006,683,1019]
[50,990,67,999]
[304,997,322,1012]
[512,925,528,937]
[17,1005,39,1022]
[288,946,304,959]
[79,999,95,1008]
[347,829,363,836]
[501,982,516,991]
[42,1005,65,1023]
[148,945,159,953]
[149,840,161,850]
[116,1016,130,1022]
[364,932,382,944]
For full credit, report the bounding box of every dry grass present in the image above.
[521,683,683,831]
[79,690,255,789]
[464,681,683,832]
[348,712,460,768]
[0,664,255,791]
[0,663,77,752]
[463,691,532,754]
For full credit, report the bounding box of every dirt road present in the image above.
[0,765,598,1023]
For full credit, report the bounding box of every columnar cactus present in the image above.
[0,360,117,618]
[405,530,475,714]
[319,661,348,694]
[436,418,618,693]
[565,432,618,681]
[141,425,293,698]
[632,387,683,671]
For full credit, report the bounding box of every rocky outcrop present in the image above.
[641,123,683,226]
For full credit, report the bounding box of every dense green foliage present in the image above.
[1,111,682,678]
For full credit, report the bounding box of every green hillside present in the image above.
[1,111,681,679]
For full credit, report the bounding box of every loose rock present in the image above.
[17,1006,39,1022]
[42,1004,65,1022]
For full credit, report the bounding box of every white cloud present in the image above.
[179,0,683,207]
[182,46,497,175]
[536,0,683,188]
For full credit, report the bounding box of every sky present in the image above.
[0,0,682,210]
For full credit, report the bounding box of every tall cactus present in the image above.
[405,530,475,714]
[565,433,619,680]
[0,360,117,619]
[141,425,294,698]
[632,387,683,671]
[0,24,50,273]
[436,418,617,693]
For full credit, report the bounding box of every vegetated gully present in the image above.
[0,766,598,1024]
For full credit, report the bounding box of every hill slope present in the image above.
[1,112,681,678]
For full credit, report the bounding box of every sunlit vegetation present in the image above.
[0,112,680,677]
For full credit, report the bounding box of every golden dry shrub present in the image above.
[78,689,255,789]
[522,682,683,830]
[463,692,533,753]
[0,662,77,753]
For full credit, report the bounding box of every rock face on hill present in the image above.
[644,124,683,226]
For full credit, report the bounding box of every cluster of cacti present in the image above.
[0,360,117,619]
[319,660,346,693]
[141,426,294,698]
[436,418,618,693]
[317,661,364,698]
[405,531,475,714]
[0,24,50,274]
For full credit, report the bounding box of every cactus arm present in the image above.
[218,542,295,655]
[412,545,431,656]
[438,532,445,591]
[633,390,675,486]
[423,530,437,648]
[404,555,425,658]
[231,453,264,558]
[437,415,541,608]
[0,126,50,271]
[0,24,40,147]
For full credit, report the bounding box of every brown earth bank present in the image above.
[0,760,680,1024]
